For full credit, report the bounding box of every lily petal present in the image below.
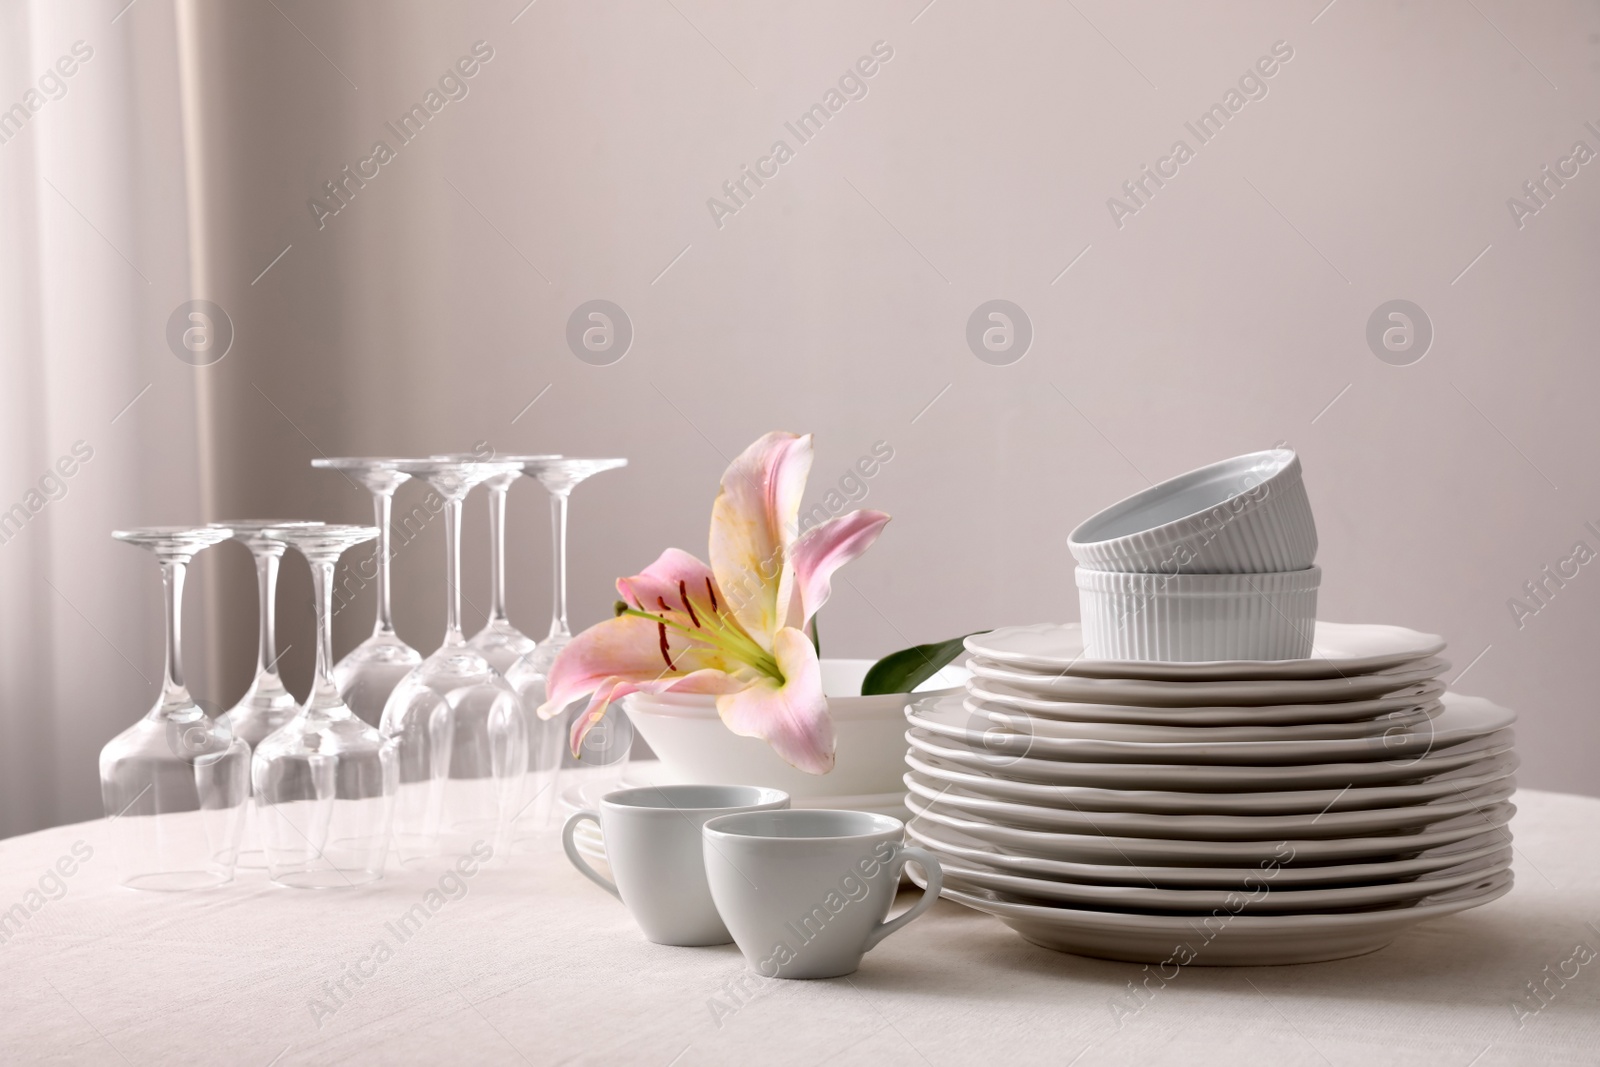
[567,669,744,757]
[715,626,834,774]
[786,509,891,630]
[616,547,722,616]
[538,613,740,721]
[709,431,813,649]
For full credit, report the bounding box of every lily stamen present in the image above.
[657,617,674,670]
[618,606,780,678]
[679,580,701,627]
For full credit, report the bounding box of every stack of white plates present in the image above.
[561,760,910,872]
[904,621,1517,966]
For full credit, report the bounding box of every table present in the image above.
[1,787,1596,1065]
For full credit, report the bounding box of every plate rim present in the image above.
[903,770,1517,837]
[907,692,1514,763]
[966,656,1452,705]
[903,790,1518,861]
[965,621,1447,679]
[924,867,1514,931]
[905,820,1516,886]
[902,747,1521,814]
[931,848,1512,911]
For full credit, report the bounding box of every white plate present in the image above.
[967,621,1446,680]
[974,699,1439,743]
[911,692,1514,766]
[907,821,1515,888]
[904,749,1520,815]
[917,869,1514,965]
[932,849,1511,914]
[967,679,1447,727]
[967,656,1450,706]
[906,726,1515,791]
[903,792,1516,864]
[905,771,1516,840]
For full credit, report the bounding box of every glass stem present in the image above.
[307,558,345,712]
[443,495,465,646]
[159,557,192,710]
[547,489,570,640]
[254,550,280,681]
[372,489,397,637]
[487,486,508,624]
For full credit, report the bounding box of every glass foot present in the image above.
[119,869,233,892]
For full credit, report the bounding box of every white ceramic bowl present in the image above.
[1076,566,1320,662]
[1068,449,1317,573]
[624,659,967,800]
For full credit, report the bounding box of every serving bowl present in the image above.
[623,658,965,800]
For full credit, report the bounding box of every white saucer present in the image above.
[906,726,1515,791]
[904,749,1520,815]
[967,621,1446,680]
[910,692,1514,766]
[967,679,1446,728]
[915,869,1514,965]
[904,770,1515,840]
[907,821,1514,889]
[904,792,1516,865]
[967,656,1451,706]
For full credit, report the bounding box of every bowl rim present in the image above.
[626,684,964,720]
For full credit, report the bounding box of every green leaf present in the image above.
[861,632,986,696]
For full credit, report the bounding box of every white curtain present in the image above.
[0,0,204,837]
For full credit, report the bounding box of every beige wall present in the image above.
[8,0,1599,835]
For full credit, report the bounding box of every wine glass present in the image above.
[382,458,529,864]
[431,453,560,675]
[310,457,423,727]
[252,524,398,888]
[504,456,629,833]
[209,519,323,870]
[101,526,250,890]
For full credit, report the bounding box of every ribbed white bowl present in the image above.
[1076,566,1320,661]
[1069,450,1317,574]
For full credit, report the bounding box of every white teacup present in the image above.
[563,784,789,946]
[702,809,944,979]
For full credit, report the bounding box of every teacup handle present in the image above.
[561,810,620,900]
[863,845,943,952]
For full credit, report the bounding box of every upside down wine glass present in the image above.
[101,527,250,890]
[438,452,559,674]
[210,519,323,870]
[310,457,424,727]
[252,524,398,888]
[383,459,528,864]
[505,456,628,834]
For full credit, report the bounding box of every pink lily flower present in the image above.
[537,431,890,774]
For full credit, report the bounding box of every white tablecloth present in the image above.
[1,785,1596,1065]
